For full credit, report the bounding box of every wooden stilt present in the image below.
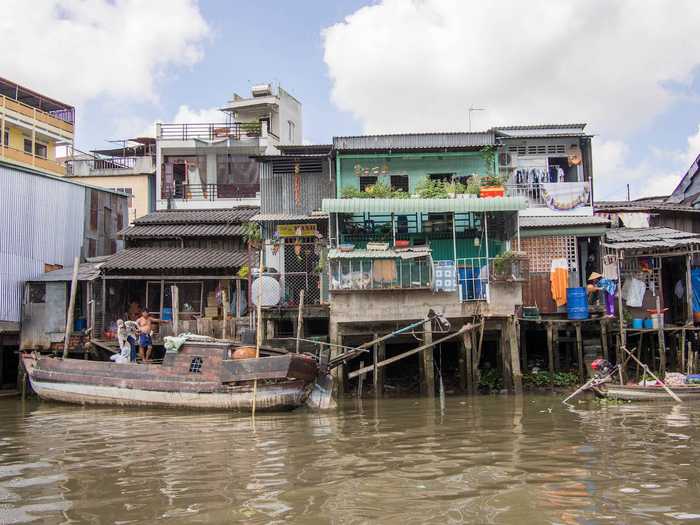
[461,330,472,393]
[520,321,528,374]
[357,360,364,398]
[501,320,513,392]
[575,322,584,383]
[546,322,555,388]
[510,317,523,395]
[635,333,643,382]
[421,321,435,398]
[553,325,560,371]
[658,327,666,375]
[474,319,485,391]
[373,337,385,398]
[600,319,609,361]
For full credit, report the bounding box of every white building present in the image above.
[155,84,302,210]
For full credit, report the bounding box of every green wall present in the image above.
[338,152,488,193]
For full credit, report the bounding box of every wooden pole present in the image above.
[295,289,305,354]
[680,329,686,374]
[520,321,528,374]
[63,256,80,358]
[686,254,694,325]
[600,319,609,362]
[171,285,179,336]
[510,317,523,394]
[421,320,435,398]
[474,318,485,390]
[252,249,264,418]
[222,282,229,340]
[546,322,554,388]
[462,330,472,393]
[620,345,682,403]
[357,360,365,398]
[575,322,585,383]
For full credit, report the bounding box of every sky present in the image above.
[3,0,700,201]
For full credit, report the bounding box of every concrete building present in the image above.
[0,76,74,177]
[154,84,302,211]
[0,164,127,389]
[65,138,157,223]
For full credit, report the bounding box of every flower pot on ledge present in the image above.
[480,186,505,198]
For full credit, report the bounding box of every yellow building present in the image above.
[0,77,74,177]
[65,139,156,223]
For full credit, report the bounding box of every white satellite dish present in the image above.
[251,276,281,306]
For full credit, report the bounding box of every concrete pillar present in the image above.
[421,321,435,398]
[329,321,345,396]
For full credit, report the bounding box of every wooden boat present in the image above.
[21,339,320,411]
[594,383,700,401]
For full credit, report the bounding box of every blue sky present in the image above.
[5,0,700,201]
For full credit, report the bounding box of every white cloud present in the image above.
[124,105,223,138]
[0,0,209,105]
[323,0,700,200]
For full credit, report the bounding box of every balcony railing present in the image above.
[505,181,591,209]
[0,144,65,176]
[161,183,259,200]
[329,257,433,291]
[1,95,74,132]
[157,122,262,141]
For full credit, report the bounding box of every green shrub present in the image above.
[523,371,579,388]
[478,368,503,391]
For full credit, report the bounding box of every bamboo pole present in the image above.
[252,249,264,418]
[63,256,80,358]
[295,289,305,354]
[621,345,682,403]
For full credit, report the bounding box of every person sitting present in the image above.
[587,272,602,306]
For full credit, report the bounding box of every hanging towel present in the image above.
[550,258,569,307]
[622,277,646,307]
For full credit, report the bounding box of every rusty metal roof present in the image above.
[519,216,610,228]
[120,223,246,238]
[30,261,104,282]
[595,200,700,213]
[133,207,259,225]
[603,227,700,250]
[102,248,250,272]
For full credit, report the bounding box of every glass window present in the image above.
[28,283,46,303]
[35,142,47,159]
[359,176,377,191]
[23,138,32,154]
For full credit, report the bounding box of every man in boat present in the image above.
[136,310,167,362]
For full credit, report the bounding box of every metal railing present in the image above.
[505,181,592,208]
[329,257,433,291]
[1,95,74,126]
[455,257,490,302]
[157,122,262,141]
[161,183,259,200]
[0,144,65,176]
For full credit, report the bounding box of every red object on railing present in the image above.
[394,240,410,248]
[480,186,505,198]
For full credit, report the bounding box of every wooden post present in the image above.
[575,322,584,383]
[235,279,242,319]
[509,317,523,395]
[635,333,643,382]
[686,254,694,325]
[357,360,364,398]
[546,322,554,387]
[461,330,472,393]
[501,320,513,392]
[171,285,179,336]
[252,249,264,418]
[474,319,485,390]
[658,328,667,375]
[63,256,80,358]
[520,321,528,374]
[329,322,345,396]
[421,320,435,398]
[222,282,229,340]
[600,319,609,362]
[681,330,687,373]
[553,324,560,370]
[373,336,385,398]
[295,289,305,354]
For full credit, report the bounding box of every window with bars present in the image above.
[390,175,409,193]
[359,176,377,191]
[520,236,577,273]
[189,356,203,373]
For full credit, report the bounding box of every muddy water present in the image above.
[1,396,699,524]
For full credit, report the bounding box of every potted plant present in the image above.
[480,146,506,198]
[243,222,262,250]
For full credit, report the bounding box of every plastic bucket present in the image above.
[632,319,644,329]
[566,287,589,320]
[643,319,654,329]
[74,318,87,331]
[162,307,173,321]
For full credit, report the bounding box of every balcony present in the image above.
[505,181,591,210]
[157,122,262,141]
[1,95,74,135]
[66,155,155,177]
[329,253,433,292]
[161,183,259,201]
[0,144,65,176]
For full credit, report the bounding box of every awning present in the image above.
[322,197,527,214]
[29,261,104,282]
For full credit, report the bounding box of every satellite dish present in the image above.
[251,276,281,306]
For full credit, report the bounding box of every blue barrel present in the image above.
[566,287,589,320]
[74,318,87,331]
[162,307,173,321]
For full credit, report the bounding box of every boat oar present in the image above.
[620,345,682,404]
[562,366,617,405]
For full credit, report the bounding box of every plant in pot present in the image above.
[479,146,506,198]
[416,177,449,198]
[243,222,263,250]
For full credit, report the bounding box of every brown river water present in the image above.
[1,395,699,524]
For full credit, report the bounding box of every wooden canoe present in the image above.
[594,383,700,401]
[22,339,320,411]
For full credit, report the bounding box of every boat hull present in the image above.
[28,376,310,411]
[595,384,700,401]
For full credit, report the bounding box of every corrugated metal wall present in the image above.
[260,161,334,214]
[0,165,86,323]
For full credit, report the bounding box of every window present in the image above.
[287,120,295,142]
[28,283,46,304]
[2,129,8,146]
[429,173,454,182]
[189,356,203,373]
[359,176,377,191]
[34,142,47,159]
[23,138,32,154]
[390,175,409,193]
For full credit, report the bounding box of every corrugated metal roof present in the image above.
[519,216,610,228]
[102,248,249,272]
[133,207,259,225]
[603,227,700,250]
[595,200,700,213]
[494,124,588,139]
[333,132,495,151]
[328,247,431,259]
[495,123,587,130]
[276,144,333,155]
[322,197,527,214]
[251,212,329,222]
[120,223,245,238]
[30,261,104,282]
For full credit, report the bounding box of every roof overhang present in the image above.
[322,197,527,214]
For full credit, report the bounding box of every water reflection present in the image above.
[0,396,699,524]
